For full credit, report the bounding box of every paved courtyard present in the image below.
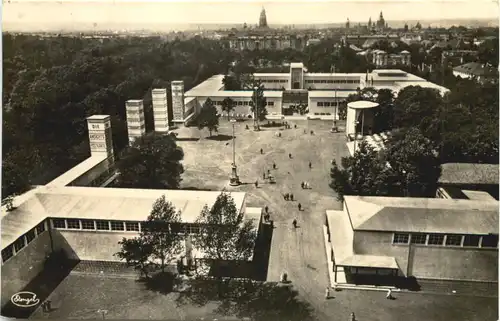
[28,119,498,320]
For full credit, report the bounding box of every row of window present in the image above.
[2,222,47,263]
[393,233,498,248]
[258,79,288,84]
[212,101,275,107]
[51,218,203,235]
[317,102,340,107]
[305,79,360,84]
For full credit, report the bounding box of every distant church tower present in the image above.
[377,11,386,30]
[345,18,350,29]
[368,17,372,28]
[259,7,268,28]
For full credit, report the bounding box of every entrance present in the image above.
[293,82,300,89]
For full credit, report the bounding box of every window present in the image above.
[2,246,14,263]
[111,221,125,231]
[317,102,324,107]
[393,233,409,244]
[96,220,110,230]
[81,219,95,230]
[410,233,426,244]
[445,234,462,246]
[52,219,66,229]
[36,222,46,234]
[14,237,25,252]
[463,235,481,247]
[481,235,498,248]
[67,219,80,229]
[26,229,36,244]
[324,102,331,107]
[244,101,249,106]
[125,222,140,232]
[327,80,334,84]
[427,234,444,245]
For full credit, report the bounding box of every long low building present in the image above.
[183,63,449,121]
[324,196,498,286]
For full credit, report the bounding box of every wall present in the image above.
[265,97,282,116]
[308,97,341,118]
[1,231,53,307]
[70,157,113,187]
[353,231,498,281]
[53,230,139,261]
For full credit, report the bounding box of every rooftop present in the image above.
[46,155,108,187]
[344,196,499,234]
[209,90,283,98]
[1,186,247,250]
[439,163,499,185]
[87,115,110,121]
[461,190,497,202]
[184,75,225,97]
[308,90,357,98]
[453,62,498,77]
[305,73,364,78]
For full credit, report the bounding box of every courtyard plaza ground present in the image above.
[29,119,498,320]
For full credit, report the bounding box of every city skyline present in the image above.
[3,0,498,31]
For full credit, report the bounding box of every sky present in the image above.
[2,0,499,29]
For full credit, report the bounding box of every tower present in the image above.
[368,17,372,28]
[86,115,114,164]
[259,7,268,28]
[171,81,185,121]
[152,88,169,132]
[125,99,146,146]
[346,18,350,29]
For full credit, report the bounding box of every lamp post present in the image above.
[253,86,260,131]
[229,119,240,186]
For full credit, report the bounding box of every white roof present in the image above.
[46,155,107,187]
[395,81,450,95]
[185,75,225,97]
[305,73,364,78]
[347,101,379,109]
[209,91,283,98]
[1,186,247,249]
[253,73,289,78]
[87,115,110,121]
[308,90,357,98]
[290,62,304,68]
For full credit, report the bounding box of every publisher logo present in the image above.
[11,292,40,308]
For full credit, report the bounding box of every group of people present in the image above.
[301,181,311,189]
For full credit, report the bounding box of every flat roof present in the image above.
[87,115,110,121]
[46,155,108,187]
[305,73,364,78]
[209,91,283,98]
[184,75,225,97]
[337,254,400,270]
[253,73,289,78]
[1,186,247,249]
[344,196,499,234]
[326,210,354,263]
[461,190,497,202]
[347,101,379,109]
[439,163,499,185]
[308,90,357,98]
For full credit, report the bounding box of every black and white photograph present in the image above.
[1,0,499,320]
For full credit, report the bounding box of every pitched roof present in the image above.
[1,186,247,250]
[453,62,498,77]
[344,196,499,234]
[439,163,499,185]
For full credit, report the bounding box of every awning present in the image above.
[337,254,400,270]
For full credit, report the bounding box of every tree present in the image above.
[249,84,268,122]
[373,88,395,132]
[384,128,441,197]
[393,86,443,137]
[117,133,184,189]
[338,87,378,121]
[477,38,499,67]
[115,237,154,279]
[221,97,236,120]
[115,195,183,277]
[194,192,257,295]
[141,195,184,273]
[197,98,219,137]
[329,141,398,200]
[222,74,242,90]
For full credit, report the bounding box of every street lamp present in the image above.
[253,86,260,131]
[229,119,240,186]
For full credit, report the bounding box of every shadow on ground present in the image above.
[1,251,78,318]
[175,137,200,142]
[206,134,234,141]
[176,279,316,321]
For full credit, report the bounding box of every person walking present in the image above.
[255,180,259,188]
[298,203,302,211]
[289,153,292,159]
[260,148,263,154]
[263,172,266,180]
[265,205,269,214]
[284,193,289,201]
[290,193,294,201]
[309,161,312,169]
[303,129,307,134]
[267,169,271,175]
[292,219,298,228]
[350,312,356,321]
[41,301,47,312]
[301,182,304,189]
[325,287,330,300]
[273,162,276,169]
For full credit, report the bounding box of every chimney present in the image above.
[152,88,169,132]
[125,100,146,146]
[171,81,185,122]
[86,115,114,164]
